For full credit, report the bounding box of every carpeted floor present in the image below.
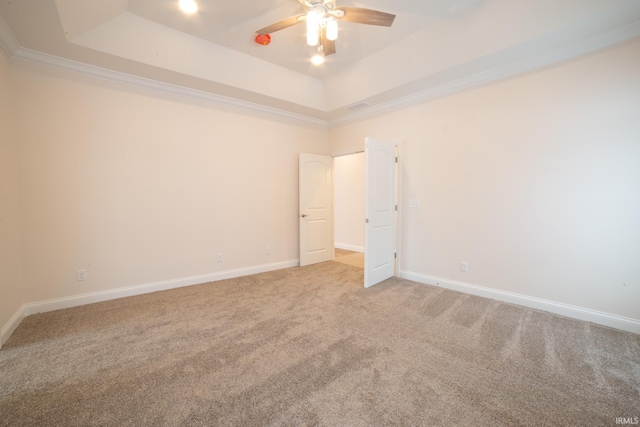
[1,262,639,426]
[334,249,364,269]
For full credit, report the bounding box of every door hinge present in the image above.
[395,205,398,211]
[394,252,397,259]
[395,156,398,163]
[365,218,369,224]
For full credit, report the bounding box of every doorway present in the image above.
[333,152,365,269]
[299,137,398,287]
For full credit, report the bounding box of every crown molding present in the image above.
[0,12,328,128]
[13,47,330,128]
[328,21,640,128]
[2,9,639,130]
[0,14,18,55]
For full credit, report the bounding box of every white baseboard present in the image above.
[398,270,640,335]
[335,243,364,253]
[0,305,26,348]
[1,259,299,347]
[23,259,299,317]
[5,262,636,348]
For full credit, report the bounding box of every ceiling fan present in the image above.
[255,0,396,58]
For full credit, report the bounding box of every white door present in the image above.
[364,137,397,288]
[299,153,333,266]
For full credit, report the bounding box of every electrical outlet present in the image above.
[77,269,87,281]
[461,262,468,273]
[265,246,271,255]
[217,253,223,263]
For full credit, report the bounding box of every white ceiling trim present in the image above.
[0,12,328,129]
[0,14,18,55]
[329,22,640,128]
[1,12,639,130]
[70,12,327,112]
[12,47,329,129]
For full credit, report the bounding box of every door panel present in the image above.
[365,138,396,288]
[307,219,329,252]
[299,154,333,267]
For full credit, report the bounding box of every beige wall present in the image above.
[329,40,640,320]
[2,37,639,339]
[0,47,24,341]
[334,153,365,252]
[11,61,328,304]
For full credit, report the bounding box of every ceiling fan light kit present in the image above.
[178,0,198,14]
[255,0,395,64]
[311,53,325,65]
[305,2,342,47]
[306,9,321,46]
[326,18,338,41]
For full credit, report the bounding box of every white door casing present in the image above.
[364,137,397,288]
[299,153,333,267]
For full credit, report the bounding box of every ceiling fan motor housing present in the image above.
[307,0,343,19]
[255,1,395,55]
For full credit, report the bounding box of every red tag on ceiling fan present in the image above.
[255,34,271,45]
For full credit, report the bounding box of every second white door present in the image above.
[364,137,397,288]
[299,153,333,267]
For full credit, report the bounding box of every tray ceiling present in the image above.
[1,0,639,126]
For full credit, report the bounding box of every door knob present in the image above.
[301,214,308,218]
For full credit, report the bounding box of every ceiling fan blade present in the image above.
[320,27,336,56]
[336,7,396,27]
[256,14,304,35]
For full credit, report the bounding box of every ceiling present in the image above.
[0,0,639,126]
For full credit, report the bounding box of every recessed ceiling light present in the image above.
[311,54,324,66]
[179,0,198,14]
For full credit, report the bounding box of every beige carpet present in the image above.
[334,249,364,269]
[1,262,639,426]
